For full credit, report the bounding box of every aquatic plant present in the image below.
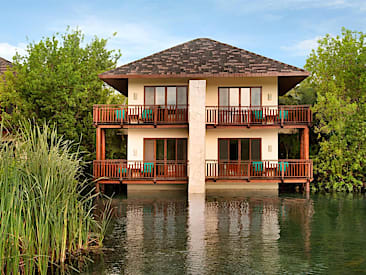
[0,122,108,274]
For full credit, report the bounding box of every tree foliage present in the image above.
[305,28,366,191]
[0,29,123,160]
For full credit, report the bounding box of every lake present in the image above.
[84,190,366,274]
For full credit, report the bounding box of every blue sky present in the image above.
[1,0,366,68]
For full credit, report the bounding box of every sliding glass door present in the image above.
[218,138,261,177]
[144,138,187,177]
[144,86,188,122]
[218,87,262,123]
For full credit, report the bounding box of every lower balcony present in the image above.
[93,160,188,184]
[206,159,313,183]
[93,159,313,185]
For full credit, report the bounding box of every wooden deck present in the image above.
[93,160,188,185]
[206,105,312,127]
[93,159,313,185]
[93,104,311,128]
[206,159,313,183]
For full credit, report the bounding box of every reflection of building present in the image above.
[94,194,314,274]
[92,38,313,194]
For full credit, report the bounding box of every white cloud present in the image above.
[0,42,27,61]
[281,36,321,57]
[49,15,190,66]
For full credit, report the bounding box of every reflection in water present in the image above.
[187,194,206,274]
[85,192,366,274]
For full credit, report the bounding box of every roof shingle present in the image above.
[100,38,308,78]
[0,57,12,74]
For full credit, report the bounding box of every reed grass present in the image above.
[0,122,109,274]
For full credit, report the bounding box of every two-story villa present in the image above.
[93,38,312,194]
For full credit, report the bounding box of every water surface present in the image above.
[85,191,366,274]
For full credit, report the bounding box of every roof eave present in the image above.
[98,71,309,80]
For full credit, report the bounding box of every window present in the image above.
[219,87,262,107]
[144,86,188,107]
[219,138,261,161]
[144,138,187,161]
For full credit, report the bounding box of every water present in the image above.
[84,191,366,274]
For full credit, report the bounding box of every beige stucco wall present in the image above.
[205,77,278,106]
[126,77,279,162]
[128,76,278,107]
[206,128,279,160]
[128,78,189,105]
[127,129,188,160]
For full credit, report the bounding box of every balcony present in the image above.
[93,160,188,184]
[93,105,188,128]
[93,159,312,185]
[206,159,313,183]
[206,105,311,128]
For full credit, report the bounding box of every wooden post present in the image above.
[303,127,309,160]
[300,129,304,159]
[303,127,310,195]
[96,127,102,194]
[96,127,102,160]
[101,129,106,160]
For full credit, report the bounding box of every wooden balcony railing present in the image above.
[206,105,312,126]
[93,160,188,180]
[206,159,313,180]
[93,105,188,125]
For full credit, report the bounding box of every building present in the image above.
[0,57,12,128]
[0,57,12,75]
[93,38,312,193]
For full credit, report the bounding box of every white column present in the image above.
[188,80,206,194]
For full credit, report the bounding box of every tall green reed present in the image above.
[0,121,108,274]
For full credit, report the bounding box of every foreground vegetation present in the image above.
[0,122,109,274]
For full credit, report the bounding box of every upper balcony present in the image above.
[93,104,311,129]
[93,104,188,128]
[206,105,312,128]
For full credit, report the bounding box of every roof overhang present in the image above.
[99,72,309,96]
[101,77,128,96]
[278,75,309,96]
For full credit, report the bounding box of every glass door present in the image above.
[218,138,261,177]
[144,138,187,178]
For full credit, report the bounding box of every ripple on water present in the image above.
[83,192,366,275]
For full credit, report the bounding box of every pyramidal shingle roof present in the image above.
[0,57,12,74]
[100,38,308,78]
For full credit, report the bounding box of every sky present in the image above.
[1,0,366,68]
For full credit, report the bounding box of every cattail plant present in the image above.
[0,121,110,274]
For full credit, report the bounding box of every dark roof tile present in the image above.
[0,57,12,74]
[100,38,308,78]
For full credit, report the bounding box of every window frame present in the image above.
[218,138,262,162]
[218,87,262,108]
[144,86,188,107]
[143,138,188,162]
